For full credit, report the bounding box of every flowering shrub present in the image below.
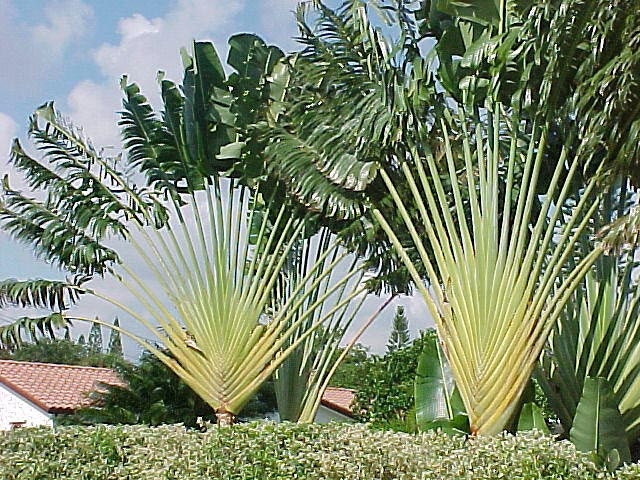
[0,422,616,479]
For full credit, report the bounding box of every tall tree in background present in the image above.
[108,317,123,358]
[387,306,410,353]
[87,321,103,354]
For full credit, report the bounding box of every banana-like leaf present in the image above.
[517,403,550,434]
[415,334,457,429]
[599,207,640,253]
[434,0,502,27]
[264,1,416,222]
[1,104,164,275]
[418,0,640,183]
[538,187,640,444]
[570,376,631,464]
[374,104,602,435]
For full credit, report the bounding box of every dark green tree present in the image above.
[328,343,370,390]
[7,338,125,369]
[87,321,103,354]
[386,306,410,353]
[67,350,276,428]
[354,331,436,432]
[107,317,123,358]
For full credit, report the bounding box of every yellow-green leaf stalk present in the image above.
[373,104,603,435]
[87,176,364,424]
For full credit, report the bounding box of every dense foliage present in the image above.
[0,321,124,368]
[60,351,277,428]
[328,343,370,390]
[0,423,614,480]
[352,332,434,431]
[3,339,124,368]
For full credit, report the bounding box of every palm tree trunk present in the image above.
[215,408,235,426]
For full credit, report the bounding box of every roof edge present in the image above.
[0,376,54,413]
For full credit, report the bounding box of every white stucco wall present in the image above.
[256,407,353,424]
[0,383,53,430]
[314,405,353,424]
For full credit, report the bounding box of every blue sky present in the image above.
[0,0,430,356]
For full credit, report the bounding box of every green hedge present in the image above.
[0,422,618,479]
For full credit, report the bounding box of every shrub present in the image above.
[0,422,617,479]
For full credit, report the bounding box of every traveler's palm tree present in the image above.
[0,37,364,423]
[263,1,603,434]
[373,105,603,434]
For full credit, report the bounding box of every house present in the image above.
[316,386,356,423]
[0,360,122,430]
[0,359,356,429]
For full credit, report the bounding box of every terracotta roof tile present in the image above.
[321,387,355,417]
[0,360,123,414]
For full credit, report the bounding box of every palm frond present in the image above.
[0,186,119,275]
[120,80,181,193]
[0,313,70,349]
[0,278,84,310]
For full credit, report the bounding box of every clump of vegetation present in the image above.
[0,423,611,480]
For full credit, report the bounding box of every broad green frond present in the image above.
[1,105,167,276]
[539,188,640,444]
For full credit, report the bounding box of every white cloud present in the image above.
[0,0,94,93]
[63,0,246,152]
[31,0,94,57]
[93,0,244,100]
[66,81,121,148]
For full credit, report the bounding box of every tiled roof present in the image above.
[0,360,123,414]
[0,360,355,418]
[321,387,355,417]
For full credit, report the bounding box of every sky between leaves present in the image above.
[0,0,430,357]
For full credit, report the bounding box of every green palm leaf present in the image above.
[0,278,84,310]
[0,313,70,349]
[539,189,640,445]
